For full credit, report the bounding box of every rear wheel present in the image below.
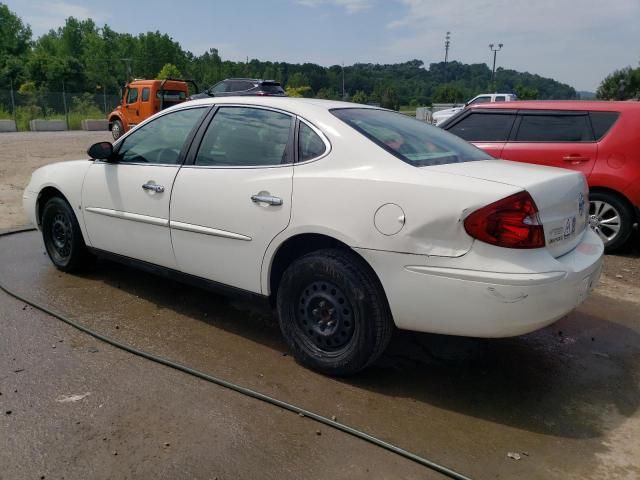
[276,249,393,376]
[111,119,123,140]
[589,191,634,253]
[41,197,92,272]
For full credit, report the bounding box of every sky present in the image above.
[5,0,640,91]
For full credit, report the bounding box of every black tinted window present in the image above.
[447,112,515,142]
[516,114,593,142]
[196,107,293,167]
[589,112,619,140]
[332,108,490,167]
[115,108,206,164]
[229,81,253,92]
[299,122,326,161]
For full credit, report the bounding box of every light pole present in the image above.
[488,43,503,91]
[444,31,451,64]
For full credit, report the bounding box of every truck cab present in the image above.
[108,79,190,139]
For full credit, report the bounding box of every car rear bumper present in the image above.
[355,228,604,338]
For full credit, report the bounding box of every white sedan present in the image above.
[23,97,603,375]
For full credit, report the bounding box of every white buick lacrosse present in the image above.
[23,97,603,375]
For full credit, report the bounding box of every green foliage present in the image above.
[432,83,467,103]
[351,90,368,104]
[70,92,102,116]
[515,84,538,99]
[0,3,32,84]
[285,85,312,98]
[157,63,182,80]
[596,66,640,100]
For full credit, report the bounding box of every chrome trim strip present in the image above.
[84,207,168,227]
[169,220,252,241]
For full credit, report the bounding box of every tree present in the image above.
[157,63,182,80]
[515,84,538,100]
[287,72,310,88]
[0,3,32,84]
[597,66,640,100]
[351,90,368,104]
[285,85,312,98]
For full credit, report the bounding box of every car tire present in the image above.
[276,249,394,376]
[589,191,634,253]
[111,119,123,140]
[41,197,93,272]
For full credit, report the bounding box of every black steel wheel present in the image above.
[41,197,92,272]
[277,249,393,376]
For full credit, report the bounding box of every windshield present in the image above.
[331,108,491,167]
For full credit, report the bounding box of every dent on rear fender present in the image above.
[402,210,472,257]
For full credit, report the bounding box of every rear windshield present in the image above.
[331,108,491,167]
[261,82,285,94]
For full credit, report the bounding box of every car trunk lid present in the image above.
[428,160,589,257]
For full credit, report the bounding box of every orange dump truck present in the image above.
[108,79,195,140]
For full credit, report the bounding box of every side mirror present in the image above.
[87,141,114,160]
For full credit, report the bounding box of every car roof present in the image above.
[470,100,640,112]
[181,96,378,116]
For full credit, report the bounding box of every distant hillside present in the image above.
[578,91,597,99]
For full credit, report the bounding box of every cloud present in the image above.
[13,1,111,36]
[295,0,372,14]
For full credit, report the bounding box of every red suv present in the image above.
[441,101,640,252]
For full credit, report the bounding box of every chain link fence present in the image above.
[0,87,121,131]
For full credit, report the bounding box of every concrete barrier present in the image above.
[81,119,109,131]
[0,120,17,132]
[29,119,67,131]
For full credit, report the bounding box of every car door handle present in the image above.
[142,183,165,193]
[562,155,590,163]
[251,194,282,206]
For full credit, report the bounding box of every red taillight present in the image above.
[464,191,545,249]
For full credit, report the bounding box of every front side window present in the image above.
[142,87,150,102]
[195,107,293,167]
[515,114,593,142]
[468,96,491,105]
[298,122,326,161]
[126,88,138,104]
[447,112,515,142]
[114,108,206,164]
[332,108,491,167]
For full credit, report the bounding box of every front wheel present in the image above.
[589,191,634,253]
[111,119,123,140]
[41,197,92,272]
[277,249,393,376]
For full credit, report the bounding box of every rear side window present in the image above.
[447,112,515,142]
[589,112,619,140]
[195,107,293,167]
[141,87,150,102]
[261,82,285,94]
[494,96,506,102]
[331,108,490,167]
[515,114,593,142]
[298,122,326,161]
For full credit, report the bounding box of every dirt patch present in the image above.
[0,131,111,230]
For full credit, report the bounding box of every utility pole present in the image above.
[342,62,345,100]
[444,31,451,64]
[444,31,451,83]
[488,43,503,91]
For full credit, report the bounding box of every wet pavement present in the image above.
[1,230,639,479]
